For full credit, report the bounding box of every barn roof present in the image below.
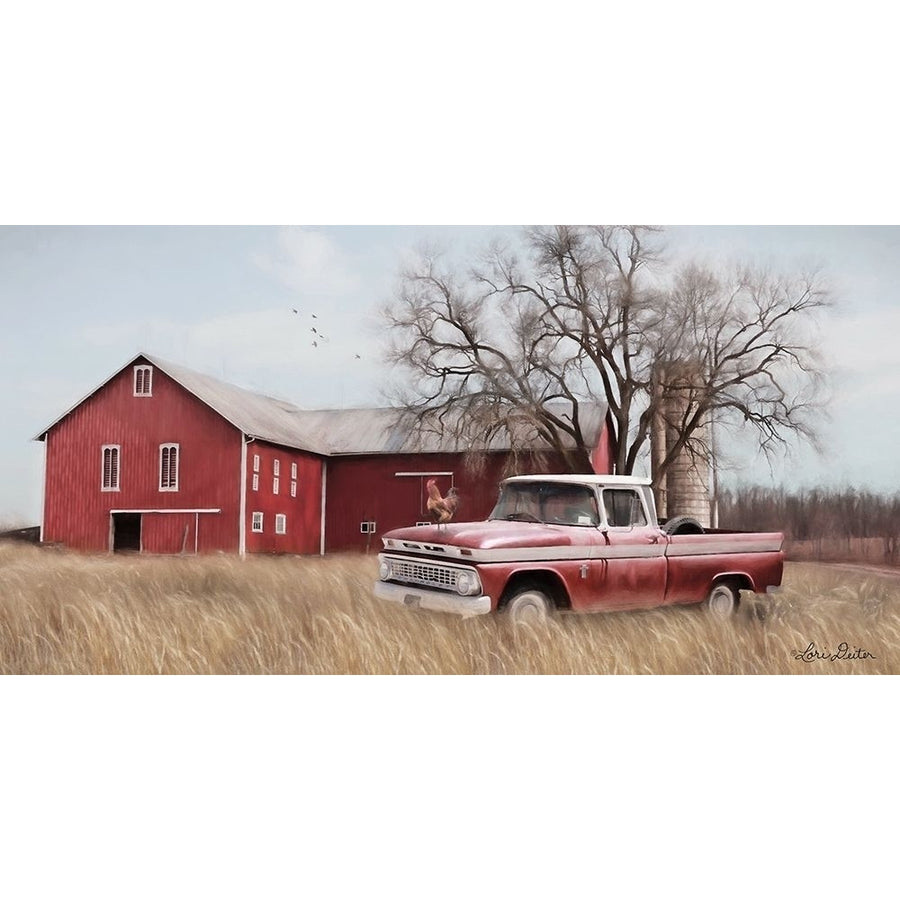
[142,354,333,454]
[36,353,609,457]
[290,405,610,456]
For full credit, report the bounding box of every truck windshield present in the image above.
[489,482,600,526]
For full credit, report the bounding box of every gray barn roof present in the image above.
[36,353,608,457]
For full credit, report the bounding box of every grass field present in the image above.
[0,542,896,674]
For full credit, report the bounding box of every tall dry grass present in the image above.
[0,542,896,674]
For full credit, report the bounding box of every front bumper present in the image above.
[374,580,492,617]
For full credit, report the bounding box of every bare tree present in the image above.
[382,226,831,488]
[648,261,831,488]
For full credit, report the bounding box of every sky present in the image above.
[2,224,899,524]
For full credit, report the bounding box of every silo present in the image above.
[650,361,711,527]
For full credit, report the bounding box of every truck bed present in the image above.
[662,530,784,604]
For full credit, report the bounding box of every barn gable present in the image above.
[37,355,246,553]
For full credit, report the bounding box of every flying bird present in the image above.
[426,479,459,525]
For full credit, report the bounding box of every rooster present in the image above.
[426,479,459,525]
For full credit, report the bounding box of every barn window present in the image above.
[273,476,280,495]
[101,445,120,491]
[275,514,287,535]
[252,511,264,533]
[253,454,260,473]
[134,365,153,396]
[291,462,298,480]
[290,480,297,498]
[252,473,259,492]
[360,521,377,534]
[274,459,281,476]
[159,443,179,491]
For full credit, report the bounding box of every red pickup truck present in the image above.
[374,475,784,621]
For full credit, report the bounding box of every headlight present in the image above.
[456,570,481,596]
[379,559,392,581]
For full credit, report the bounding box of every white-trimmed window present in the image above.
[290,480,297,498]
[253,453,260,473]
[101,445,120,491]
[159,443,179,491]
[252,512,264,533]
[291,462,298,480]
[273,459,281,477]
[360,521,377,534]
[252,473,259,492]
[134,365,153,396]
[273,476,280,495]
[602,489,647,528]
[275,514,287,535]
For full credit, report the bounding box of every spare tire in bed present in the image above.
[662,515,705,535]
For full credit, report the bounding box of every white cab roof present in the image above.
[504,474,652,487]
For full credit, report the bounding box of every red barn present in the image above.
[36,354,614,555]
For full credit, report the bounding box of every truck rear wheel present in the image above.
[706,581,740,616]
[505,588,554,624]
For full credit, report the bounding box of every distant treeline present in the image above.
[717,486,900,565]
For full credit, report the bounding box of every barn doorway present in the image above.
[112,513,142,553]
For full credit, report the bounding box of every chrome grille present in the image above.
[388,557,461,591]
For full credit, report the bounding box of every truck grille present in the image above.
[388,557,461,591]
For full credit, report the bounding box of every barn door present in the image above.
[112,513,142,553]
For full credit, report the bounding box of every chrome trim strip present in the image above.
[666,539,782,556]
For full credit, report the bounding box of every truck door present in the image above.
[588,487,667,609]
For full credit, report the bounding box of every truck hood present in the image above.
[381,519,590,557]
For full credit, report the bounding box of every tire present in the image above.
[662,515,705,535]
[706,581,740,617]
[504,588,554,624]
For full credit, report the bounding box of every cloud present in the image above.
[251,227,363,298]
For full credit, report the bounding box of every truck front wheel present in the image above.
[706,581,740,616]
[504,588,554,624]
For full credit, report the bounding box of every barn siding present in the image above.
[243,441,323,554]
[591,417,615,477]
[42,362,241,552]
[323,451,586,553]
[322,417,617,553]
